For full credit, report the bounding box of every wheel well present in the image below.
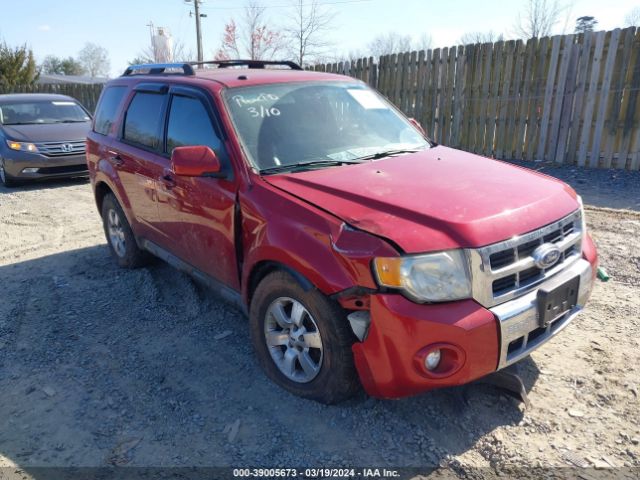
[247,261,314,306]
[94,181,113,214]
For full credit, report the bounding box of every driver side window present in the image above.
[166,95,223,156]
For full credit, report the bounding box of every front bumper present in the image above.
[2,151,88,180]
[491,258,593,369]
[352,239,597,399]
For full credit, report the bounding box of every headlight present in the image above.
[577,195,587,234]
[373,250,471,303]
[6,140,38,152]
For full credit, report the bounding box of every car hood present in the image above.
[2,122,91,142]
[264,146,579,253]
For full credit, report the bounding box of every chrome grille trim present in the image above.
[34,140,86,157]
[469,209,583,308]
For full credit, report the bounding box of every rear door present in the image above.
[156,86,240,290]
[111,83,170,244]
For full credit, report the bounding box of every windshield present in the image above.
[223,82,429,173]
[0,100,91,125]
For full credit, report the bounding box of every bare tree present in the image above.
[458,31,504,45]
[367,32,413,57]
[78,42,110,78]
[285,0,336,67]
[414,33,432,52]
[513,0,565,39]
[215,3,285,60]
[625,7,640,26]
[366,32,432,58]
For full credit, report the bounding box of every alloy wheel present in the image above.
[264,297,323,383]
[107,208,126,258]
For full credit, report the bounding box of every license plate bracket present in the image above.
[537,276,580,327]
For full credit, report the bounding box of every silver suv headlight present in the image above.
[373,250,472,303]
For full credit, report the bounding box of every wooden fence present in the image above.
[0,83,104,113]
[312,28,640,170]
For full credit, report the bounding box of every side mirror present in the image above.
[171,145,222,177]
[409,118,426,136]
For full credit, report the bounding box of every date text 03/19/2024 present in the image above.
[232,468,401,478]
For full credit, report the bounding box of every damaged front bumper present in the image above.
[351,242,597,399]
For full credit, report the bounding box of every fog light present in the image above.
[22,168,39,173]
[425,349,441,371]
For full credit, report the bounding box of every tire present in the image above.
[101,193,150,268]
[249,270,360,404]
[0,160,18,187]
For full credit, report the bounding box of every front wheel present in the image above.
[249,271,360,404]
[0,160,18,187]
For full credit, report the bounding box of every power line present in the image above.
[200,0,372,10]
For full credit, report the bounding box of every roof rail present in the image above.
[189,59,303,70]
[122,63,195,77]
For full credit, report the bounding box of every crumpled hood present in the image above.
[1,122,90,142]
[264,146,579,253]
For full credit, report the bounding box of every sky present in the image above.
[1,0,638,77]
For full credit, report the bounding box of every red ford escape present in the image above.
[87,60,598,404]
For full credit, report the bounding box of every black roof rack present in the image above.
[121,60,303,78]
[189,59,303,70]
[122,63,195,77]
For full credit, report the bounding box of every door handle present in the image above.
[106,150,124,167]
[161,174,176,189]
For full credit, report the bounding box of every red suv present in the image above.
[87,60,598,404]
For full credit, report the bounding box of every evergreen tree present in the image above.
[0,42,39,89]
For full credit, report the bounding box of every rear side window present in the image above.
[93,86,127,135]
[166,95,222,154]
[123,92,166,150]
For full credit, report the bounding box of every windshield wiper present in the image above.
[53,120,87,123]
[353,148,424,162]
[2,121,42,125]
[259,159,363,175]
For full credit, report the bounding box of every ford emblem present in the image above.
[532,243,561,269]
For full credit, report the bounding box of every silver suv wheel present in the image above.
[264,297,323,383]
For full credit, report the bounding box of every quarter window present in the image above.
[93,86,127,135]
[123,92,166,149]
[166,95,222,154]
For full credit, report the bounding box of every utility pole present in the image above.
[186,0,206,65]
[194,0,203,64]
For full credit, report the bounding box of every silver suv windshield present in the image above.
[223,82,429,174]
[0,100,91,125]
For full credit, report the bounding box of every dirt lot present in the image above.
[0,169,639,478]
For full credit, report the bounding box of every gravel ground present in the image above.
[0,164,638,478]
[508,160,640,212]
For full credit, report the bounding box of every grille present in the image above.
[470,209,584,307]
[34,140,86,157]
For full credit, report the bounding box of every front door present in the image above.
[156,87,240,290]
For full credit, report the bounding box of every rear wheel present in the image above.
[0,161,18,187]
[101,193,150,268]
[250,270,360,404]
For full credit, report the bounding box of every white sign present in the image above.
[347,89,387,109]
